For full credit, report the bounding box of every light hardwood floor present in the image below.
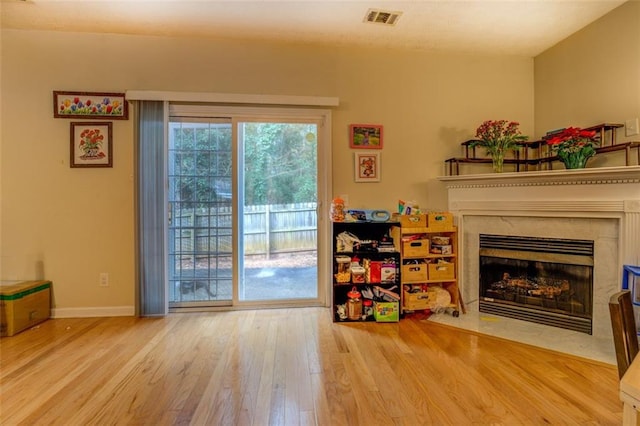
[0,307,622,425]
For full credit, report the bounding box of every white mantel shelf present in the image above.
[438,165,640,188]
[439,166,640,216]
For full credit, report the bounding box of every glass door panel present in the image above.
[238,121,319,302]
[167,120,233,307]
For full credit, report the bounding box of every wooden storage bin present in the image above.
[428,261,455,280]
[403,290,434,310]
[428,212,454,230]
[396,213,427,228]
[403,239,429,257]
[402,262,428,282]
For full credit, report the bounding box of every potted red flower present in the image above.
[546,127,599,169]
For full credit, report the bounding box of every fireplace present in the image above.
[478,234,593,334]
[438,166,640,351]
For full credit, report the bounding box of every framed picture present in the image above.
[349,124,383,149]
[70,122,113,168]
[54,91,128,119]
[354,151,380,182]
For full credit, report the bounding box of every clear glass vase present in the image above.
[491,149,505,173]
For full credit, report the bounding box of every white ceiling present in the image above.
[0,0,629,56]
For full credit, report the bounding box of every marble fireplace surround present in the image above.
[436,166,640,362]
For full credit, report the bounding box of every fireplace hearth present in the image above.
[479,234,593,334]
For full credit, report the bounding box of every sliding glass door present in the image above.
[166,106,327,309]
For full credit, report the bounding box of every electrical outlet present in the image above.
[625,118,639,137]
[99,272,109,287]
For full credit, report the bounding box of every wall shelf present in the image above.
[445,123,640,176]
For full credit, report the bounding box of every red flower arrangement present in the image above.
[546,127,599,169]
[471,120,528,172]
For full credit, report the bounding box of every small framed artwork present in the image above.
[354,151,381,182]
[53,91,128,119]
[349,124,383,149]
[70,122,113,168]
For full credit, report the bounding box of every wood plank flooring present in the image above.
[0,307,623,425]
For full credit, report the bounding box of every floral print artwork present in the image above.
[70,122,112,168]
[54,91,128,119]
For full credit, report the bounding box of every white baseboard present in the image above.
[52,306,135,318]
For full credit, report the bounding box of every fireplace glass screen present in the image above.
[479,234,594,334]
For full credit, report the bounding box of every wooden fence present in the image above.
[171,202,317,257]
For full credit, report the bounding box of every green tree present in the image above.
[170,122,317,207]
[243,122,317,205]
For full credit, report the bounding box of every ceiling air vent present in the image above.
[364,9,402,26]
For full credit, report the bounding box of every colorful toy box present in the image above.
[374,301,399,322]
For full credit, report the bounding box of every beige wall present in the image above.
[3,0,638,314]
[1,28,534,312]
[534,0,640,167]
